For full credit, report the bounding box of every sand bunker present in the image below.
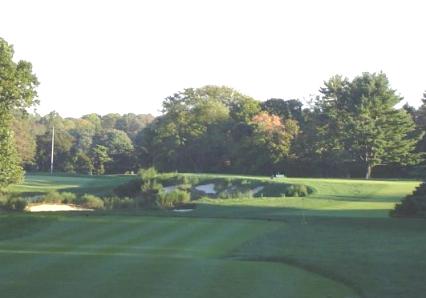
[173,209,194,213]
[195,183,216,194]
[27,204,93,212]
[251,186,264,195]
[164,185,178,193]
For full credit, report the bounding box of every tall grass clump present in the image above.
[38,191,77,204]
[156,190,190,209]
[75,194,104,209]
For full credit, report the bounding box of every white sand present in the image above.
[251,186,264,195]
[195,183,216,194]
[27,204,93,212]
[173,209,194,213]
[164,185,178,193]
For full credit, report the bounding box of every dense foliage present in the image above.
[391,182,426,217]
[0,38,38,189]
[8,79,424,179]
[13,111,154,174]
[2,36,424,180]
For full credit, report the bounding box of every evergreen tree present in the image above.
[392,182,426,217]
[318,72,423,178]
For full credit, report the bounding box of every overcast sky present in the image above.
[1,0,425,117]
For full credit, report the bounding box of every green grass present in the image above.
[2,173,424,298]
[0,214,354,298]
[7,173,135,197]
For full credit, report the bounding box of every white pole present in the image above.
[50,126,55,175]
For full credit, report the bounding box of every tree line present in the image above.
[12,111,154,175]
[12,82,426,179]
[1,37,426,191]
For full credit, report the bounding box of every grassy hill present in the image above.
[1,173,424,298]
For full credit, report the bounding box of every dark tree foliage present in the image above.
[392,182,426,217]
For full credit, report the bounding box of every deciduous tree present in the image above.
[0,37,38,188]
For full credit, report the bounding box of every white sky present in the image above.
[1,0,425,117]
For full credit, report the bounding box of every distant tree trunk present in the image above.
[365,164,372,179]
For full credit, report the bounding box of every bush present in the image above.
[140,179,164,207]
[0,197,28,212]
[75,194,104,209]
[114,179,142,197]
[156,190,190,209]
[218,190,253,199]
[39,191,63,204]
[103,196,137,210]
[138,167,158,181]
[286,184,309,197]
[37,191,77,204]
[60,192,77,204]
[391,182,426,217]
[257,182,313,197]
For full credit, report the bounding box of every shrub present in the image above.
[257,183,313,197]
[114,179,142,197]
[138,167,158,181]
[37,191,77,204]
[75,194,104,209]
[156,190,190,209]
[0,197,28,212]
[39,191,63,204]
[139,179,164,207]
[391,182,426,217]
[60,192,77,204]
[190,188,207,200]
[103,196,137,210]
[287,184,309,197]
[219,191,253,199]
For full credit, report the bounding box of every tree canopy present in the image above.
[0,37,39,188]
[1,58,424,180]
[317,72,423,178]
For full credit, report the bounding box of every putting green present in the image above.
[0,215,357,298]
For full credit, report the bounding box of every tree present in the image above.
[93,129,134,173]
[391,182,426,217]
[90,145,111,175]
[140,86,254,172]
[36,126,75,172]
[101,113,121,130]
[233,112,299,173]
[261,98,304,123]
[11,112,37,168]
[0,37,38,188]
[414,93,426,154]
[82,113,102,131]
[115,113,154,140]
[68,118,96,152]
[318,72,423,179]
[74,151,93,175]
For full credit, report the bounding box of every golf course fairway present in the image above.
[0,215,357,298]
[2,174,425,298]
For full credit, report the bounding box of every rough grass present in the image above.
[3,173,424,298]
